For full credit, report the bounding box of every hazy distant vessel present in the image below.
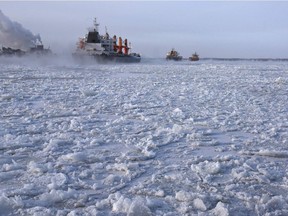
[0,44,52,57]
[166,48,182,61]
[189,52,199,61]
[73,18,141,63]
[29,44,52,55]
[0,47,25,57]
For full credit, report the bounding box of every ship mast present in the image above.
[93,18,100,32]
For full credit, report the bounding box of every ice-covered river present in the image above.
[1,57,288,215]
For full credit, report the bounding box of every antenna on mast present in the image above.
[104,26,110,39]
[93,18,100,31]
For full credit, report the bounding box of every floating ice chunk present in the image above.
[44,139,71,153]
[106,163,129,173]
[128,197,152,216]
[173,108,183,114]
[103,174,122,186]
[80,89,98,97]
[256,150,288,158]
[191,161,221,175]
[2,159,23,171]
[258,195,288,215]
[95,197,111,210]
[146,197,167,209]
[0,195,14,215]
[25,206,54,215]
[175,190,193,202]
[9,195,24,209]
[27,161,48,175]
[275,77,286,84]
[39,188,77,207]
[231,167,249,180]
[92,182,103,190]
[47,173,67,190]
[67,206,98,216]
[193,198,207,211]
[110,193,151,215]
[90,162,104,169]
[0,94,14,101]
[112,195,132,213]
[83,206,98,215]
[90,138,104,146]
[163,172,182,182]
[155,190,165,197]
[59,152,87,163]
[210,201,229,216]
[69,119,82,131]
[123,103,137,110]
[171,124,183,133]
[260,193,270,204]
[142,146,156,158]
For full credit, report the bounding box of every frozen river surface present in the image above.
[1,58,288,215]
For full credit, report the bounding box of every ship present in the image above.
[0,47,25,57]
[29,44,52,55]
[0,44,52,57]
[73,18,141,63]
[166,48,182,61]
[189,52,199,61]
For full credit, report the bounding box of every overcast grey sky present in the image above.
[1,1,288,58]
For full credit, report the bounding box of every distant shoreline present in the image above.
[143,57,288,62]
[200,58,288,62]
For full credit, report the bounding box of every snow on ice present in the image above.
[0,57,288,215]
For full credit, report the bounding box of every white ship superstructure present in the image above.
[73,19,141,63]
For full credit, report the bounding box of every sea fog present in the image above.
[1,57,288,215]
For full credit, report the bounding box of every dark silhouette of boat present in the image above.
[0,47,25,56]
[0,44,52,57]
[166,48,182,61]
[189,52,199,61]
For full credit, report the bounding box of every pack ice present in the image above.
[1,58,288,215]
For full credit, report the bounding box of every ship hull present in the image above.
[96,53,141,63]
[189,57,199,61]
[73,53,141,64]
[0,46,53,57]
[166,56,182,61]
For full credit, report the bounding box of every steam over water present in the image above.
[0,10,42,50]
[1,57,288,215]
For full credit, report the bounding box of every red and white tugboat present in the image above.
[73,18,141,63]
